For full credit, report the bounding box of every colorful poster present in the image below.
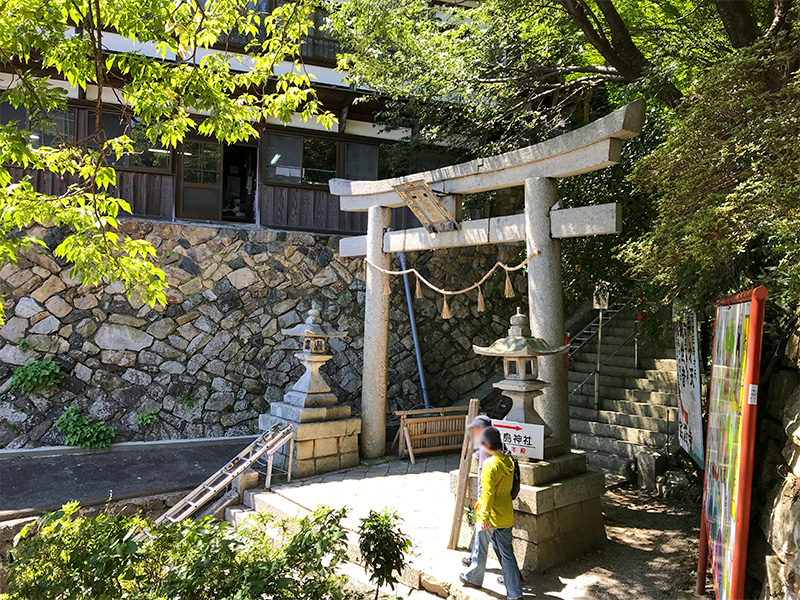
[673,305,705,466]
[702,287,767,600]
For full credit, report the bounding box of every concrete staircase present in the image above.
[568,308,678,475]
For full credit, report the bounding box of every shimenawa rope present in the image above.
[364,250,540,319]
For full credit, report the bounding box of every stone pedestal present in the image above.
[450,452,606,573]
[259,411,361,479]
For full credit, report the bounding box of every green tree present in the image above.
[328,0,798,317]
[622,29,800,345]
[357,509,411,600]
[0,0,335,323]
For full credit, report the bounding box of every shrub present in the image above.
[55,406,116,449]
[9,360,65,393]
[135,410,158,428]
[177,393,197,407]
[6,503,352,600]
[357,509,412,599]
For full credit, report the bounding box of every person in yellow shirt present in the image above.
[459,426,522,599]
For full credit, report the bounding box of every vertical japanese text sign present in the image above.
[674,303,705,466]
[699,287,767,600]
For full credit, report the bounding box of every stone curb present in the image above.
[0,434,258,459]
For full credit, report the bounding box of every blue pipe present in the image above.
[399,251,430,409]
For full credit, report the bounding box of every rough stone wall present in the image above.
[0,220,521,448]
[750,348,800,599]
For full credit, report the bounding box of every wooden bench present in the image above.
[393,406,470,464]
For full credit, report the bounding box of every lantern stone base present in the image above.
[259,410,361,479]
[449,452,606,573]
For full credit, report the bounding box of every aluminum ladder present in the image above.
[147,424,294,531]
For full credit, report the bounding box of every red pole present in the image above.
[729,286,767,600]
[696,505,708,595]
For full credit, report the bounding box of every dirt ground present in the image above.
[515,487,702,600]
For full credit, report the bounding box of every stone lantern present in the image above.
[473,308,568,458]
[281,308,345,409]
[260,308,361,478]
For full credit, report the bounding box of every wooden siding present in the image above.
[112,171,175,220]
[259,184,367,235]
[10,166,418,236]
[9,167,174,221]
[258,184,420,235]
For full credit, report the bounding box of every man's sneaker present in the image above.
[459,574,481,589]
[461,557,471,567]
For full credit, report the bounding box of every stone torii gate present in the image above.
[330,100,645,459]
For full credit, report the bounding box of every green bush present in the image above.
[55,406,116,449]
[135,410,158,428]
[9,360,65,393]
[357,509,412,599]
[6,502,352,600]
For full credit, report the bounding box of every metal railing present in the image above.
[568,327,639,407]
[568,301,630,359]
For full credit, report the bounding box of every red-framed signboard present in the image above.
[697,286,768,600]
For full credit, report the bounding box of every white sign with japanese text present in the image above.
[674,304,705,467]
[491,419,544,460]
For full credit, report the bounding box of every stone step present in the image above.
[569,406,677,434]
[570,418,670,447]
[572,397,679,421]
[225,504,252,527]
[576,341,675,360]
[571,432,647,460]
[569,360,677,380]
[570,355,676,371]
[568,371,677,394]
[570,388,677,407]
[582,451,630,475]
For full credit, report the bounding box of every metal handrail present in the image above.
[568,328,639,399]
[570,299,631,354]
[568,300,631,359]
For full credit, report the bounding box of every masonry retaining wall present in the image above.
[0,220,522,448]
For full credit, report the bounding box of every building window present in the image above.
[345,142,379,180]
[301,8,339,65]
[220,2,339,65]
[266,133,337,186]
[184,140,222,186]
[89,112,171,171]
[0,103,76,148]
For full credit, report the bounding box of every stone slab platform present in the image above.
[227,452,649,599]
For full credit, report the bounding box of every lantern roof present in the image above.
[473,308,568,357]
[282,309,347,338]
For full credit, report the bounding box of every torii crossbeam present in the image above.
[329,100,645,458]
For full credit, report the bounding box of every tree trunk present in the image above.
[712,0,758,48]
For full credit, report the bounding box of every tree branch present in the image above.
[766,0,793,35]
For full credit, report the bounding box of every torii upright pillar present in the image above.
[525,177,569,454]
[362,206,392,458]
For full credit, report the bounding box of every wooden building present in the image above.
[0,8,429,236]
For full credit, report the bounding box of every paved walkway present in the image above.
[257,455,700,600]
[0,438,254,518]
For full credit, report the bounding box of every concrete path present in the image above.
[240,455,700,600]
[0,437,254,518]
